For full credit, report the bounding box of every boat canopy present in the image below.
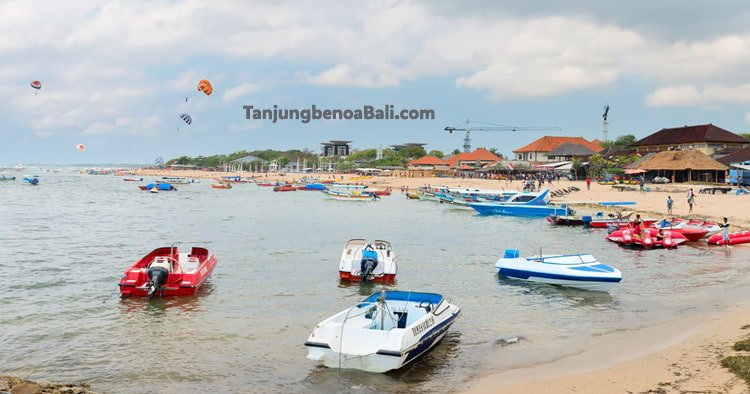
[361,291,443,305]
[144,183,174,190]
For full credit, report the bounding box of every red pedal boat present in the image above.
[119,246,217,298]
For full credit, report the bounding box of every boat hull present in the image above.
[305,291,460,373]
[338,271,396,282]
[707,231,750,246]
[470,203,566,216]
[495,253,621,292]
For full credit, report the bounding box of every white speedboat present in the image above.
[338,239,397,283]
[495,250,622,292]
[305,290,461,373]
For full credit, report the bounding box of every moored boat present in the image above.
[468,190,568,216]
[0,174,16,181]
[273,185,297,192]
[123,177,143,182]
[211,183,232,189]
[338,239,397,282]
[118,246,217,298]
[495,250,622,291]
[139,183,177,191]
[304,290,461,373]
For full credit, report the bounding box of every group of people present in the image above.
[665,188,697,215]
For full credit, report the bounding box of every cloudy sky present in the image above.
[4,0,750,165]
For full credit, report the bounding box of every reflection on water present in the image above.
[2,171,750,393]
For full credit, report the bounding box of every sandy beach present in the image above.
[131,169,750,392]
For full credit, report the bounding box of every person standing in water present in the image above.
[720,217,731,247]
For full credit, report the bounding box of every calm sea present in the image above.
[1,170,749,393]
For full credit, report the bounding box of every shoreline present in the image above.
[464,301,750,393]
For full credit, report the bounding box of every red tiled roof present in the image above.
[633,124,750,146]
[455,164,474,170]
[513,136,602,153]
[407,155,448,166]
[444,148,501,167]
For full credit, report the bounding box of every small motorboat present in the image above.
[304,290,461,373]
[211,183,232,189]
[123,177,143,182]
[338,239,397,283]
[297,184,326,191]
[139,183,177,191]
[605,228,687,248]
[370,189,391,196]
[0,174,16,181]
[118,246,217,298]
[495,250,622,292]
[707,231,750,246]
[273,185,297,192]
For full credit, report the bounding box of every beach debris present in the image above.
[179,113,192,125]
[197,79,213,96]
[495,335,525,347]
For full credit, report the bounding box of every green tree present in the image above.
[428,150,444,158]
[396,146,426,161]
[452,148,461,155]
[741,133,750,140]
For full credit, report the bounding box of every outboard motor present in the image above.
[360,245,379,283]
[147,267,169,298]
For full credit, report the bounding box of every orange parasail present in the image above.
[197,79,213,96]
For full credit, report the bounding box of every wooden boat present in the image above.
[370,189,391,196]
[305,290,461,373]
[273,185,297,192]
[211,183,232,189]
[338,239,397,282]
[118,246,217,298]
[123,177,143,182]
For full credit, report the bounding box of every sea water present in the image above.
[1,171,749,393]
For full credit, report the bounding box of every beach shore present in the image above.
[130,169,750,392]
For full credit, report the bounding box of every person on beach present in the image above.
[667,195,674,215]
[720,217,731,247]
[687,188,696,213]
[639,179,645,194]
[586,177,591,190]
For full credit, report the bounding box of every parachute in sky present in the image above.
[197,79,213,96]
[179,113,192,125]
[31,80,41,95]
[155,156,165,166]
[76,144,86,151]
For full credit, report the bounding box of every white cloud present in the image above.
[222,82,259,103]
[307,64,400,88]
[646,83,750,107]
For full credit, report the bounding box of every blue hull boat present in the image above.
[468,189,568,216]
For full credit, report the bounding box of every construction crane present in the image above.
[445,119,561,152]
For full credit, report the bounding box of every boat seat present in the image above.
[178,252,200,273]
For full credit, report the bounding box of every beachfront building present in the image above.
[320,140,352,157]
[444,148,501,169]
[631,124,750,155]
[628,149,728,183]
[513,136,602,162]
[545,143,598,162]
[406,156,449,170]
[391,143,428,153]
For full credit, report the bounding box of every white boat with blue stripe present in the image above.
[304,290,461,373]
[495,250,622,292]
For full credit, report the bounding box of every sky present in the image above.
[4,0,750,165]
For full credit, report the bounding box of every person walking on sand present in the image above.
[639,178,645,194]
[720,217,731,247]
[687,188,695,214]
[667,195,674,215]
[586,177,591,191]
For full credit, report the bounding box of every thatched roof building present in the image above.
[631,150,728,183]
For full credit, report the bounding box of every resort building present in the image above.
[631,124,750,155]
[320,140,352,157]
[627,149,728,183]
[545,143,598,162]
[444,148,501,169]
[513,136,602,162]
[390,143,428,153]
[406,156,449,170]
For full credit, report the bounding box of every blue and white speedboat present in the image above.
[495,250,622,292]
[468,189,568,216]
[304,290,461,373]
